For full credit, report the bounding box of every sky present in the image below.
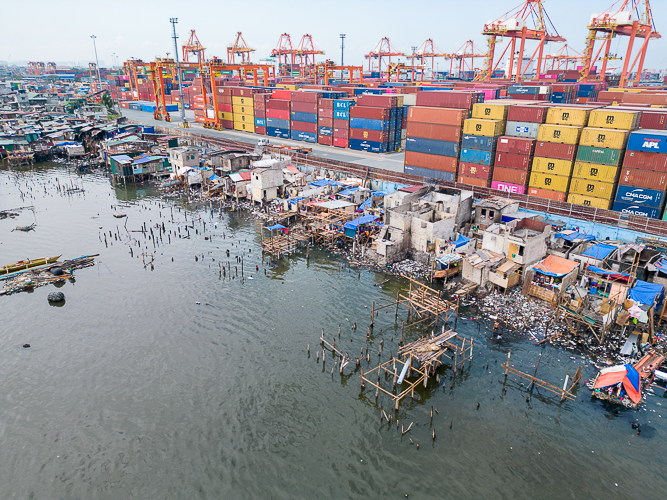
[2,0,667,71]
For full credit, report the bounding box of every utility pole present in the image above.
[90,35,101,83]
[411,46,417,83]
[170,18,187,125]
[340,34,346,66]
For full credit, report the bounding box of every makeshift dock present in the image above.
[1,254,98,295]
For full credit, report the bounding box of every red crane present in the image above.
[295,34,325,78]
[365,37,405,74]
[445,41,488,79]
[227,32,255,64]
[543,44,586,71]
[406,39,448,74]
[480,0,566,82]
[182,30,206,63]
[580,0,660,86]
[270,33,296,76]
[46,62,57,74]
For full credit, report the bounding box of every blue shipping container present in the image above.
[612,201,662,219]
[404,165,456,182]
[318,126,332,136]
[615,185,665,208]
[333,100,353,110]
[508,86,541,95]
[290,111,318,123]
[350,117,390,131]
[334,110,350,120]
[627,130,667,154]
[290,130,317,143]
[461,134,497,152]
[405,137,459,157]
[349,138,388,153]
[267,127,290,139]
[266,117,290,129]
[255,118,266,127]
[460,148,493,166]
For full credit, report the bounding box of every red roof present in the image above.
[399,185,425,193]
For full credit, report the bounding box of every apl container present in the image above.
[612,201,662,219]
[627,130,667,154]
[405,137,459,157]
[505,121,540,138]
[615,185,665,207]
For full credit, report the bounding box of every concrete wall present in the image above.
[251,168,283,190]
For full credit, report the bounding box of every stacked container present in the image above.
[492,134,536,194]
[253,92,269,135]
[215,86,234,129]
[333,99,354,148]
[349,94,401,153]
[266,89,291,139]
[614,128,667,219]
[317,98,334,146]
[458,102,507,187]
[291,91,319,143]
[232,88,255,133]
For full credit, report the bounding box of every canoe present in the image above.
[0,255,62,275]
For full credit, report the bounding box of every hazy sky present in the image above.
[3,0,667,71]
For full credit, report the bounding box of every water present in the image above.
[1,163,666,499]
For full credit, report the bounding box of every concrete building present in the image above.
[481,218,551,268]
[168,147,200,170]
[383,185,428,210]
[208,150,258,173]
[251,167,284,203]
[473,197,521,226]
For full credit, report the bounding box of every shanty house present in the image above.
[524,255,580,304]
[169,147,200,170]
[481,217,551,268]
[226,171,252,199]
[251,167,284,203]
[383,185,428,209]
[473,198,521,226]
[570,242,619,270]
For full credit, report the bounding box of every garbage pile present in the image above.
[387,259,429,280]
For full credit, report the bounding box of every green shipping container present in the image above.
[576,146,623,166]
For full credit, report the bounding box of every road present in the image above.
[120,109,406,173]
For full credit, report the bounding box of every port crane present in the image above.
[444,40,487,79]
[227,32,255,64]
[315,60,364,85]
[295,34,325,78]
[46,62,57,74]
[406,39,447,75]
[543,44,586,71]
[182,30,206,63]
[271,34,297,76]
[365,37,405,74]
[88,63,97,79]
[480,0,566,81]
[580,0,660,87]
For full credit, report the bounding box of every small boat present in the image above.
[12,223,36,232]
[0,255,62,276]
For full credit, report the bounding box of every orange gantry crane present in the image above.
[271,33,296,76]
[365,37,405,74]
[27,62,40,75]
[89,63,97,79]
[444,40,488,79]
[46,62,57,74]
[480,0,566,81]
[182,30,206,63]
[580,0,660,86]
[543,44,586,71]
[295,34,324,77]
[406,39,447,75]
[227,32,255,64]
[316,61,364,85]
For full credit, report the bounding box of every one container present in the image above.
[531,157,574,176]
[627,130,667,154]
[615,185,665,207]
[461,135,497,152]
[491,180,526,194]
[579,128,629,149]
[529,171,570,192]
[569,178,616,199]
[404,151,458,172]
[534,141,577,161]
[404,165,456,182]
[496,136,536,155]
[471,103,508,121]
[493,167,529,185]
[495,152,531,170]
[527,187,567,202]
[406,106,467,125]
[545,107,590,127]
[588,109,640,130]
[576,146,622,166]
[567,193,612,210]
[623,150,667,172]
[572,162,619,183]
[506,105,546,123]
[463,118,504,137]
[405,137,459,157]
[618,168,667,190]
[612,201,662,219]
[537,124,582,145]
[505,121,540,138]
[460,148,493,166]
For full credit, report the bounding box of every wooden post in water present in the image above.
[361,367,365,390]
[504,350,511,377]
[371,301,375,326]
[395,290,400,319]
[529,353,543,390]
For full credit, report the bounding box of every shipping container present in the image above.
[318,107,333,119]
[505,121,541,138]
[495,152,532,170]
[406,122,461,142]
[350,117,390,131]
[507,105,545,123]
[579,128,629,149]
[576,146,622,166]
[407,106,466,126]
[291,121,318,134]
[266,99,290,110]
[266,108,290,120]
[462,119,504,137]
[217,111,233,121]
[333,127,349,139]
[537,124,582,144]
[639,111,667,130]
[292,101,318,114]
[255,125,267,135]
[533,141,577,161]
[402,165,455,181]
[618,168,667,190]
[291,111,318,124]
[527,187,567,202]
[612,201,662,219]
[458,176,490,188]
[416,91,477,109]
[623,150,667,172]
[529,171,570,192]
[232,105,254,116]
[318,126,333,137]
[627,129,667,153]
[532,157,574,176]
[349,138,388,153]
[333,99,354,110]
[461,135,496,152]
[333,109,350,120]
[569,178,616,199]
[233,122,254,133]
[496,136,535,155]
[493,167,529,186]
[349,128,389,142]
[615,185,665,207]
[545,107,590,127]
[232,113,254,123]
[266,117,290,129]
[318,115,333,127]
[254,117,266,127]
[318,135,333,146]
[588,109,640,130]
[567,194,612,210]
[333,118,350,130]
[357,94,398,108]
[460,148,493,166]
[471,103,508,121]
[491,180,526,194]
[231,96,253,106]
[350,106,391,120]
[291,130,318,143]
[404,151,458,172]
[459,162,493,179]
[333,137,349,148]
[572,162,619,183]
[405,137,459,156]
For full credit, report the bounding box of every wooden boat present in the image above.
[0,255,62,275]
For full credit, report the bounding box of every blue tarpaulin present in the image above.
[555,231,595,242]
[454,235,471,248]
[581,243,616,259]
[628,280,664,306]
[586,265,631,281]
[338,187,361,196]
[343,214,378,231]
[209,174,219,181]
[264,224,286,231]
[359,191,386,211]
[310,179,343,187]
[655,258,667,273]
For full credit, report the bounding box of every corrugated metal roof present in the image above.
[399,185,425,193]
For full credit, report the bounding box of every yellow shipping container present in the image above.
[545,107,590,127]
[572,162,619,183]
[233,122,255,132]
[531,157,574,177]
[232,104,254,116]
[232,96,254,106]
[462,118,505,137]
[395,95,404,108]
[276,84,298,90]
[528,172,570,193]
[471,103,508,121]
[233,113,254,123]
[567,194,612,210]
[587,109,639,130]
[579,127,629,149]
[218,111,233,121]
[568,178,616,200]
[537,124,582,144]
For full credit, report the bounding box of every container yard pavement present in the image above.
[119,109,406,173]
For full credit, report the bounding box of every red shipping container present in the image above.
[496,136,536,155]
[357,94,398,108]
[349,128,389,142]
[318,98,334,109]
[266,109,290,120]
[217,95,232,105]
[216,103,233,113]
[458,176,490,187]
[495,152,532,170]
[639,111,667,130]
[292,101,317,113]
[623,150,667,172]
[291,121,317,133]
[271,89,292,100]
[406,106,466,126]
[618,168,667,190]
[416,91,477,110]
[406,122,461,142]
[350,106,390,120]
[318,116,333,127]
[507,105,545,123]
[318,107,333,118]
[493,167,529,186]
[527,187,566,202]
[291,91,320,103]
[459,162,493,179]
[318,135,333,146]
[255,126,267,135]
[333,137,349,148]
[255,109,266,119]
[404,151,457,172]
[534,141,577,161]
[333,127,349,139]
[221,120,234,129]
[231,87,259,97]
[267,99,290,110]
[216,87,233,96]
[195,116,206,123]
[333,119,349,129]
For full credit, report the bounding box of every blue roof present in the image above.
[628,280,664,306]
[264,224,286,231]
[586,265,631,280]
[310,179,343,187]
[581,243,616,259]
[454,235,471,248]
[555,231,595,242]
[338,187,361,196]
[343,214,378,231]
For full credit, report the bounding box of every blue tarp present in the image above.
[581,243,617,259]
[586,265,631,280]
[555,231,595,242]
[338,187,361,196]
[655,258,667,273]
[628,280,664,306]
[264,224,286,231]
[454,235,471,248]
[343,214,378,231]
[358,191,386,211]
[310,179,343,187]
[209,174,219,181]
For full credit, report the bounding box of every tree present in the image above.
[100,92,119,115]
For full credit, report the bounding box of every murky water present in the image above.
[1,163,666,499]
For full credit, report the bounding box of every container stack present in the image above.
[332,99,354,148]
[232,88,255,133]
[349,94,400,153]
[266,89,291,139]
[459,102,507,187]
[317,98,334,146]
[528,106,586,202]
[215,87,233,130]
[291,92,319,143]
[568,109,636,209]
[492,135,536,194]
[614,128,667,219]
[253,93,269,135]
